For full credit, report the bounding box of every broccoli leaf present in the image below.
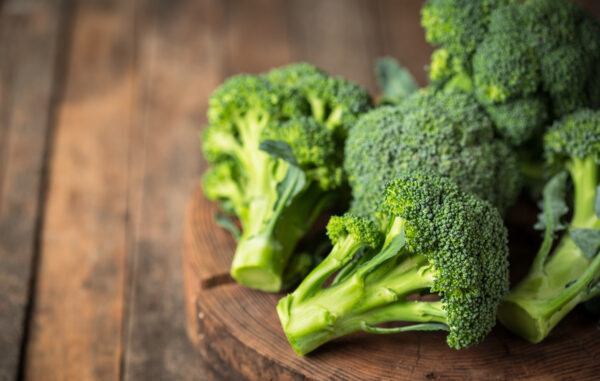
[355,231,406,277]
[260,139,307,210]
[375,57,418,105]
[534,171,569,232]
[595,186,600,219]
[276,165,306,209]
[215,213,241,240]
[531,172,570,271]
[570,229,600,259]
[259,139,300,166]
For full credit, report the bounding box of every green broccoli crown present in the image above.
[383,173,510,348]
[422,0,600,145]
[544,109,600,167]
[261,116,342,190]
[344,89,520,216]
[483,97,548,145]
[421,0,500,60]
[201,122,241,164]
[326,214,382,249]
[207,74,306,126]
[202,160,243,215]
[265,63,372,134]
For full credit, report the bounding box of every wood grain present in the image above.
[24,1,136,379]
[284,0,382,95]
[122,0,221,379]
[185,186,600,381]
[375,0,432,87]
[223,0,293,75]
[0,0,66,379]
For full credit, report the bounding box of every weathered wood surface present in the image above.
[24,0,207,379]
[0,0,599,380]
[122,0,213,379]
[0,0,66,379]
[185,186,600,381]
[25,1,136,379]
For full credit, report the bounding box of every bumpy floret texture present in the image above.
[326,214,382,248]
[265,63,372,136]
[422,0,600,145]
[544,109,600,168]
[202,160,242,215]
[207,75,306,127]
[344,89,520,216]
[384,173,510,348]
[261,116,343,189]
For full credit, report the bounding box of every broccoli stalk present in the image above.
[278,173,510,355]
[231,158,331,291]
[498,109,600,342]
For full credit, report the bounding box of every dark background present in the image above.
[0,0,598,380]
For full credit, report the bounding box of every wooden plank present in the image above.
[24,0,136,379]
[284,0,383,94]
[223,0,293,75]
[0,0,66,379]
[375,0,432,87]
[122,0,228,379]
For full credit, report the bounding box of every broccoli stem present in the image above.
[278,229,448,355]
[568,156,598,227]
[498,237,600,342]
[231,172,328,292]
[230,112,331,292]
[499,155,600,342]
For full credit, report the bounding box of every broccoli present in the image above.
[344,88,521,216]
[265,63,372,139]
[374,57,419,105]
[277,173,510,355]
[201,64,372,292]
[421,0,600,145]
[498,109,600,342]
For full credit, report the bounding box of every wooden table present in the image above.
[0,1,598,380]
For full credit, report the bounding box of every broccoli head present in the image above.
[422,0,600,145]
[498,109,600,343]
[344,88,520,216]
[277,172,510,355]
[201,64,372,292]
[265,63,372,137]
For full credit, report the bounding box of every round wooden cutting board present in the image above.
[183,185,600,380]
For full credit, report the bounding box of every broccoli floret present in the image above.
[202,160,243,216]
[201,64,372,292]
[265,63,372,137]
[498,109,600,343]
[374,57,419,105]
[277,172,510,355]
[422,0,600,145]
[261,116,342,190]
[344,88,520,216]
